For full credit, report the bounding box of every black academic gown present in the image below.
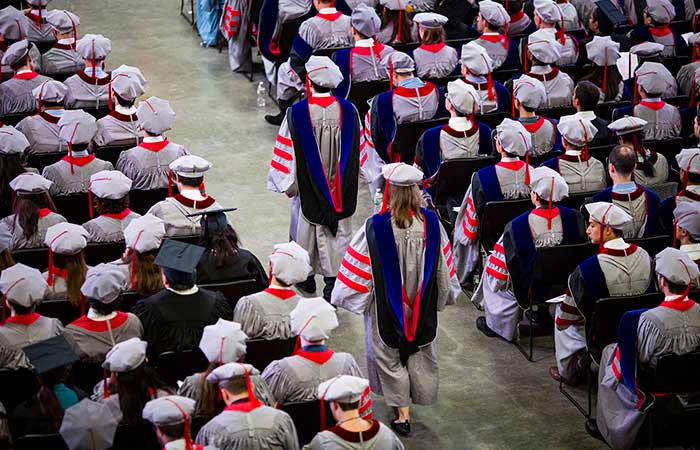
[196,248,268,289]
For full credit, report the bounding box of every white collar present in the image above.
[482,31,500,35]
[15,68,32,75]
[269,280,291,289]
[356,38,374,48]
[30,9,45,17]
[164,439,188,450]
[643,97,662,102]
[680,243,700,256]
[565,149,582,156]
[87,308,117,321]
[180,188,206,201]
[166,286,199,295]
[115,105,137,115]
[319,7,337,13]
[71,150,89,157]
[574,110,596,121]
[142,135,165,143]
[312,92,332,97]
[529,65,552,74]
[501,156,520,162]
[686,185,700,194]
[664,295,691,301]
[603,237,629,250]
[448,117,472,131]
[57,38,75,45]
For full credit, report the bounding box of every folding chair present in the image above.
[26,152,65,173]
[244,338,297,372]
[628,235,673,258]
[81,107,111,120]
[0,368,37,412]
[129,188,170,215]
[558,192,592,211]
[536,106,577,121]
[11,247,48,270]
[479,199,533,252]
[280,401,336,446]
[391,118,448,164]
[594,101,632,121]
[660,56,690,77]
[346,80,390,118]
[37,299,80,326]
[200,279,262,310]
[84,241,126,266]
[587,144,616,162]
[94,143,136,166]
[155,348,210,387]
[475,111,509,129]
[14,434,68,450]
[53,193,90,224]
[112,420,161,450]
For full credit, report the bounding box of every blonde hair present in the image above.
[388,184,423,229]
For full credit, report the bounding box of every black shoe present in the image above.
[264,111,285,125]
[323,277,336,304]
[391,420,411,436]
[296,275,316,295]
[585,419,603,441]
[476,316,498,338]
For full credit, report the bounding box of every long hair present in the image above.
[123,249,163,296]
[199,225,240,269]
[195,362,224,420]
[93,196,129,215]
[14,193,56,241]
[37,366,71,431]
[52,253,88,306]
[581,65,622,102]
[381,8,414,43]
[0,155,25,209]
[420,27,446,45]
[0,250,15,272]
[622,132,656,178]
[115,365,173,422]
[388,184,424,229]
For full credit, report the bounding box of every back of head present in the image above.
[574,80,600,111]
[609,144,636,177]
[163,267,196,291]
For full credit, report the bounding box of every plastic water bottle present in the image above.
[373,188,383,214]
[256,82,266,108]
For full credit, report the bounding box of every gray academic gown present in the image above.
[0,72,51,116]
[0,43,42,78]
[413,44,459,79]
[21,13,56,45]
[508,13,533,35]
[220,0,253,73]
[178,372,275,407]
[520,116,557,156]
[0,315,64,350]
[233,289,301,340]
[552,153,607,194]
[147,195,224,237]
[332,217,461,407]
[303,420,405,450]
[345,42,395,85]
[42,156,114,196]
[633,102,682,140]
[605,185,656,239]
[64,71,111,109]
[464,77,499,114]
[16,112,62,155]
[116,140,189,190]
[40,43,85,76]
[261,351,363,405]
[596,301,700,450]
[0,211,67,250]
[63,312,143,363]
[93,111,143,148]
[82,210,141,243]
[554,242,653,379]
[416,120,482,166]
[43,266,92,300]
[528,66,575,108]
[196,404,299,450]
[677,61,700,97]
[473,34,509,70]
[633,152,669,187]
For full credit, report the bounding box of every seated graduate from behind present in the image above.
[93,65,146,147]
[178,319,274,422]
[674,202,700,267]
[83,170,141,243]
[20,0,56,45]
[234,241,311,340]
[632,62,681,140]
[131,240,233,359]
[541,115,607,194]
[505,0,535,35]
[660,148,700,232]
[472,0,511,70]
[568,80,612,146]
[412,13,458,80]
[0,6,43,79]
[590,248,700,449]
[64,264,143,363]
[63,34,112,110]
[303,375,405,450]
[582,36,626,102]
[676,33,700,98]
[192,208,268,287]
[524,29,575,108]
[143,395,218,450]
[552,202,653,385]
[0,172,67,250]
[453,119,533,287]
[474,167,586,341]
[42,223,90,305]
[459,41,508,114]
[42,110,114,196]
[196,363,299,450]
[592,144,662,238]
[529,0,579,67]
[608,116,668,187]
[15,79,68,155]
[41,10,84,76]
[627,0,688,57]
[0,263,62,350]
[0,40,52,116]
[0,126,32,218]
[147,155,225,237]
[512,75,560,157]
[116,96,189,190]
[377,0,418,45]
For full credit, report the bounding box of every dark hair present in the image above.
[381,8,414,43]
[177,176,203,188]
[70,143,89,153]
[221,377,248,396]
[199,224,240,269]
[610,227,624,238]
[123,249,164,296]
[337,400,361,411]
[115,93,135,108]
[116,365,173,422]
[420,27,446,45]
[145,130,161,137]
[51,252,88,306]
[157,423,187,440]
[574,81,601,111]
[8,300,35,315]
[163,268,196,291]
[503,0,524,14]
[688,171,700,184]
[89,297,118,315]
[195,363,225,420]
[310,82,332,94]
[0,154,26,207]
[662,276,689,294]
[520,103,537,113]
[591,7,614,34]
[94,195,129,215]
[41,100,63,109]
[582,66,622,102]
[10,54,29,71]
[37,366,71,431]
[609,145,636,176]
[14,193,56,241]
[619,132,655,178]
[639,85,662,98]
[0,249,15,272]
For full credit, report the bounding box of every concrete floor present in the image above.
[51,0,610,448]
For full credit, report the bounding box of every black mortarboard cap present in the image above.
[154,239,205,273]
[595,0,627,26]
[23,335,79,375]
[187,207,237,234]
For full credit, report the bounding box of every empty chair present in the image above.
[200,279,261,310]
[129,188,171,215]
[244,337,297,372]
[479,199,533,252]
[155,348,210,387]
[52,193,91,224]
[280,401,337,446]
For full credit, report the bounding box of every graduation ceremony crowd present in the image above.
[2,0,700,447]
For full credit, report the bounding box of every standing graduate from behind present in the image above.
[93,64,146,147]
[63,34,112,109]
[83,170,141,243]
[0,40,51,116]
[268,56,370,302]
[332,163,461,436]
[16,79,67,155]
[41,10,84,76]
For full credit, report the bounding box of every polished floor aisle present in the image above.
[52,0,607,447]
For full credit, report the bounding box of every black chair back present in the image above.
[68,361,104,393]
[15,434,68,450]
[280,401,336,446]
[662,95,690,108]
[433,157,497,209]
[80,107,111,120]
[492,68,521,83]
[26,152,65,173]
[111,420,161,450]
[480,199,533,252]
[84,241,126,266]
[391,118,448,164]
[53,193,91,224]
[558,192,593,211]
[172,234,201,245]
[644,138,685,165]
[155,348,210,387]
[11,247,48,271]
[587,144,616,163]
[244,338,297,372]
[628,235,673,258]
[0,368,37,412]
[594,102,632,121]
[201,279,261,310]
[347,80,389,118]
[94,143,137,166]
[129,188,170,215]
[37,299,80,326]
[0,112,33,126]
[639,350,700,394]
[276,19,305,64]
[119,291,145,312]
[476,111,509,129]
[536,107,577,121]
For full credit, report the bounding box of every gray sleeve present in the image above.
[276,412,300,450]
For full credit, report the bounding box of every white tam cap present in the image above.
[80,264,127,304]
[9,172,52,194]
[529,166,569,202]
[0,126,30,155]
[58,110,97,145]
[45,10,80,34]
[655,247,700,286]
[636,62,674,96]
[60,399,118,450]
[44,223,89,255]
[513,75,546,110]
[460,41,493,76]
[111,65,147,101]
[89,170,132,199]
[479,0,509,27]
[0,263,47,308]
[206,362,259,385]
[318,375,369,403]
[608,116,647,135]
[527,29,563,64]
[585,201,633,228]
[446,79,479,115]
[124,214,166,253]
[381,162,424,186]
[142,395,195,426]
[557,115,598,147]
[496,118,531,157]
[413,12,448,28]
[169,155,212,178]
[199,319,248,364]
[676,148,700,175]
[387,52,415,74]
[270,241,312,285]
[630,41,664,57]
[585,35,621,67]
[290,297,339,341]
[306,56,344,89]
[534,0,563,24]
[674,202,700,240]
[646,0,675,23]
[137,96,175,135]
[32,80,68,104]
[76,34,111,60]
[102,337,147,372]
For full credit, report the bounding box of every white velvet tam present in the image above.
[137,96,176,135]
[527,29,563,64]
[60,399,118,450]
[655,247,700,286]
[495,118,531,157]
[636,61,674,95]
[33,80,68,103]
[586,35,621,66]
[529,166,569,201]
[124,214,166,253]
[674,202,700,240]
[1,40,31,66]
[199,319,248,364]
[387,51,415,73]
[9,172,52,194]
[381,162,424,186]
[45,10,80,34]
[111,65,146,101]
[206,362,260,386]
[102,337,147,372]
[25,0,51,6]
[557,115,598,147]
[89,170,132,199]
[585,201,633,228]
[646,0,675,23]
[479,0,509,27]
[446,79,479,115]
[318,375,369,403]
[270,241,312,285]
[44,223,88,255]
[142,396,195,426]
[379,0,407,11]
[0,126,30,155]
[306,56,344,89]
[80,264,127,304]
[513,75,546,110]
[630,41,664,57]
[676,148,700,174]
[534,0,563,24]
[608,115,647,135]
[58,110,97,145]
[290,297,339,341]
[460,40,493,76]
[0,263,48,308]
[169,154,212,178]
[351,4,381,37]
[0,7,28,40]
[413,12,448,29]
[76,34,111,60]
